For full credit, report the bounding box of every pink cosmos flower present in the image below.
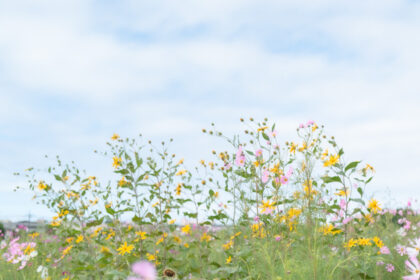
[280,175,289,185]
[255,149,263,157]
[407,238,420,257]
[306,120,315,126]
[403,256,420,280]
[262,170,270,183]
[128,261,156,280]
[253,216,260,222]
[343,217,352,225]
[235,146,245,167]
[286,166,294,177]
[299,123,305,128]
[396,245,408,256]
[380,246,390,255]
[340,199,346,211]
[386,263,394,272]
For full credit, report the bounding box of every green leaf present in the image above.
[345,161,360,172]
[262,132,269,141]
[357,187,363,196]
[322,176,342,184]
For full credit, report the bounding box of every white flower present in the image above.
[37,265,49,279]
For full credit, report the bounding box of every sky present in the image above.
[0,0,419,221]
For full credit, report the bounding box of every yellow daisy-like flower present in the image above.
[181,224,191,235]
[111,133,120,140]
[175,169,187,176]
[200,232,211,242]
[76,235,84,243]
[135,231,147,240]
[118,177,128,187]
[37,181,47,191]
[112,156,122,168]
[324,154,340,167]
[175,183,182,195]
[168,219,176,225]
[226,256,232,264]
[289,142,298,154]
[117,242,134,256]
[368,199,381,214]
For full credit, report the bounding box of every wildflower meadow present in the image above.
[1,118,419,280]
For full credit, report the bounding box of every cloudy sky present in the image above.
[1,0,419,221]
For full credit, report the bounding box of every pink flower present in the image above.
[407,238,420,257]
[343,217,352,225]
[306,120,315,126]
[280,175,289,185]
[255,149,263,157]
[271,130,278,137]
[129,261,156,280]
[274,235,281,241]
[340,199,346,211]
[262,170,270,183]
[235,146,245,167]
[286,166,294,177]
[386,263,394,272]
[403,256,420,280]
[396,245,408,256]
[253,216,259,222]
[380,246,390,255]
[376,261,384,266]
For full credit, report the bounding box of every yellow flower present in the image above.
[76,235,84,243]
[320,224,342,236]
[213,191,219,198]
[324,154,340,167]
[344,238,357,251]
[135,231,147,240]
[117,242,134,256]
[357,237,372,246]
[222,240,233,250]
[257,126,268,132]
[176,169,187,176]
[253,161,260,167]
[372,236,384,248]
[90,197,99,206]
[168,219,176,225]
[118,177,128,187]
[173,236,182,244]
[226,256,232,264]
[112,156,122,168]
[105,202,112,208]
[146,252,156,261]
[100,246,110,253]
[177,158,184,165]
[37,181,47,191]
[183,243,189,248]
[260,200,275,214]
[29,232,39,239]
[181,224,191,235]
[51,220,61,227]
[200,232,211,242]
[66,237,74,243]
[368,199,381,214]
[298,141,307,152]
[62,245,73,256]
[175,183,182,195]
[111,133,120,140]
[321,149,329,160]
[335,189,349,197]
[289,142,298,154]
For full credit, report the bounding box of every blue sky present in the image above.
[1,0,420,221]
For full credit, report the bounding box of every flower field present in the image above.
[1,118,419,279]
